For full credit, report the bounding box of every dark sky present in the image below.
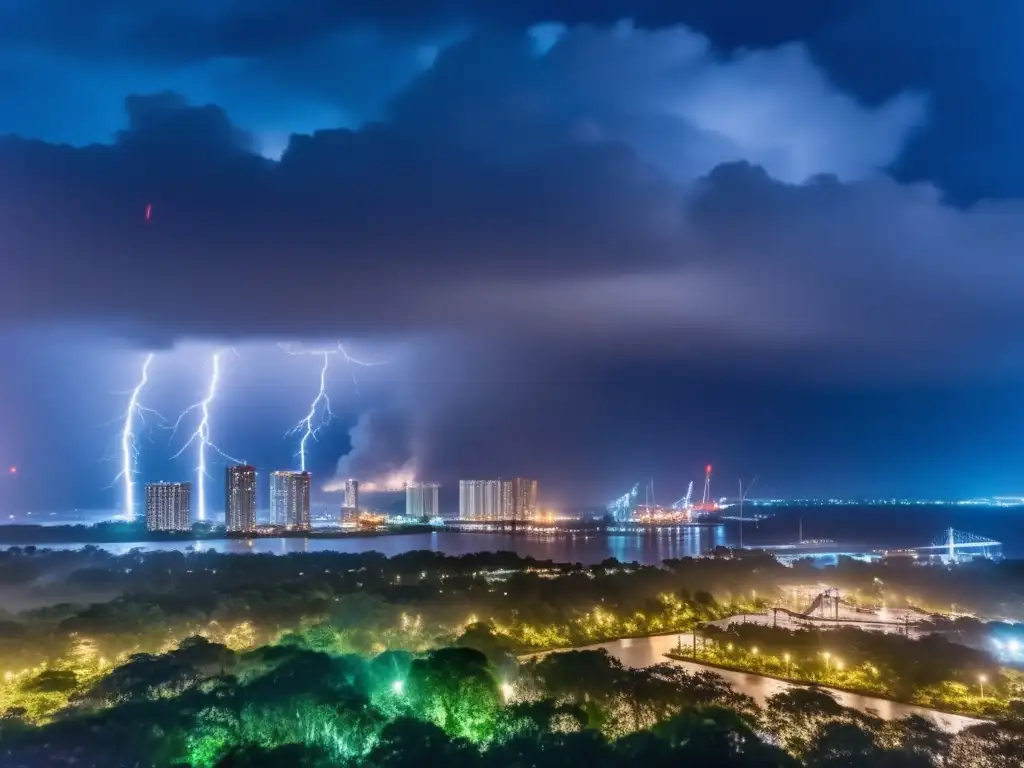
[2,0,1024,515]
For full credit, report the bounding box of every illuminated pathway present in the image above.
[530,634,985,733]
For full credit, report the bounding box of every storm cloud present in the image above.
[2,9,1024,503]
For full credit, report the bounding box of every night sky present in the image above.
[2,0,1024,513]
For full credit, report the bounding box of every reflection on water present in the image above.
[17,527,729,566]
[558,635,983,733]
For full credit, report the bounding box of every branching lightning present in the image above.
[336,341,388,396]
[169,350,243,521]
[280,341,390,470]
[110,353,163,520]
[287,350,336,471]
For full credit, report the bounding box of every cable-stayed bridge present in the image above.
[915,528,1002,563]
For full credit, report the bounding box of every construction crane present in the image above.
[671,480,694,510]
[671,481,694,510]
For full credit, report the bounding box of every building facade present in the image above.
[510,478,539,522]
[225,465,257,532]
[405,482,440,519]
[145,482,192,532]
[459,479,512,521]
[270,470,311,530]
[341,478,360,523]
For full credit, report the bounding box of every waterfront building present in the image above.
[406,482,440,518]
[459,479,511,521]
[341,478,360,523]
[510,478,539,522]
[145,482,192,532]
[225,465,257,532]
[270,470,311,530]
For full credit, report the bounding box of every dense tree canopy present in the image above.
[0,546,1022,765]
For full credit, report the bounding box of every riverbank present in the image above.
[663,650,995,722]
[522,632,994,722]
[540,635,984,732]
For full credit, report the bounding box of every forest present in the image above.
[0,545,1022,765]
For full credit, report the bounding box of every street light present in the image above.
[978,674,987,698]
[783,653,791,675]
[822,651,832,672]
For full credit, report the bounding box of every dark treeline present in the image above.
[690,623,1023,718]
[2,638,1021,767]
[1,547,1023,673]
[1,547,1023,765]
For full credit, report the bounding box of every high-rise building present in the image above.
[225,465,257,532]
[406,482,440,518]
[459,480,511,521]
[341,478,359,523]
[145,482,192,532]
[510,478,539,522]
[270,471,311,530]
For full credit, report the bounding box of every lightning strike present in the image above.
[170,350,243,521]
[281,345,338,471]
[280,341,391,470]
[110,353,161,520]
[336,341,389,396]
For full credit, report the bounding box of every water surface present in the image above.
[540,634,984,733]
[9,527,729,565]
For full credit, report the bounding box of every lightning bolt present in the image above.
[289,351,335,471]
[279,341,389,470]
[280,344,339,471]
[109,353,162,520]
[279,341,391,471]
[336,341,388,396]
[169,350,243,521]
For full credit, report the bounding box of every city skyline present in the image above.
[146,466,541,524]
[5,3,1024,510]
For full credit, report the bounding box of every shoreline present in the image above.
[0,525,437,546]
[521,633,991,726]
[660,651,993,723]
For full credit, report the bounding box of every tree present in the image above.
[363,717,482,768]
[406,647,500,742]
[214,743,329,768]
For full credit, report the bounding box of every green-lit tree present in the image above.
[405,647,500,742]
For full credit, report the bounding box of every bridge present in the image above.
[914,528,1002,563]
